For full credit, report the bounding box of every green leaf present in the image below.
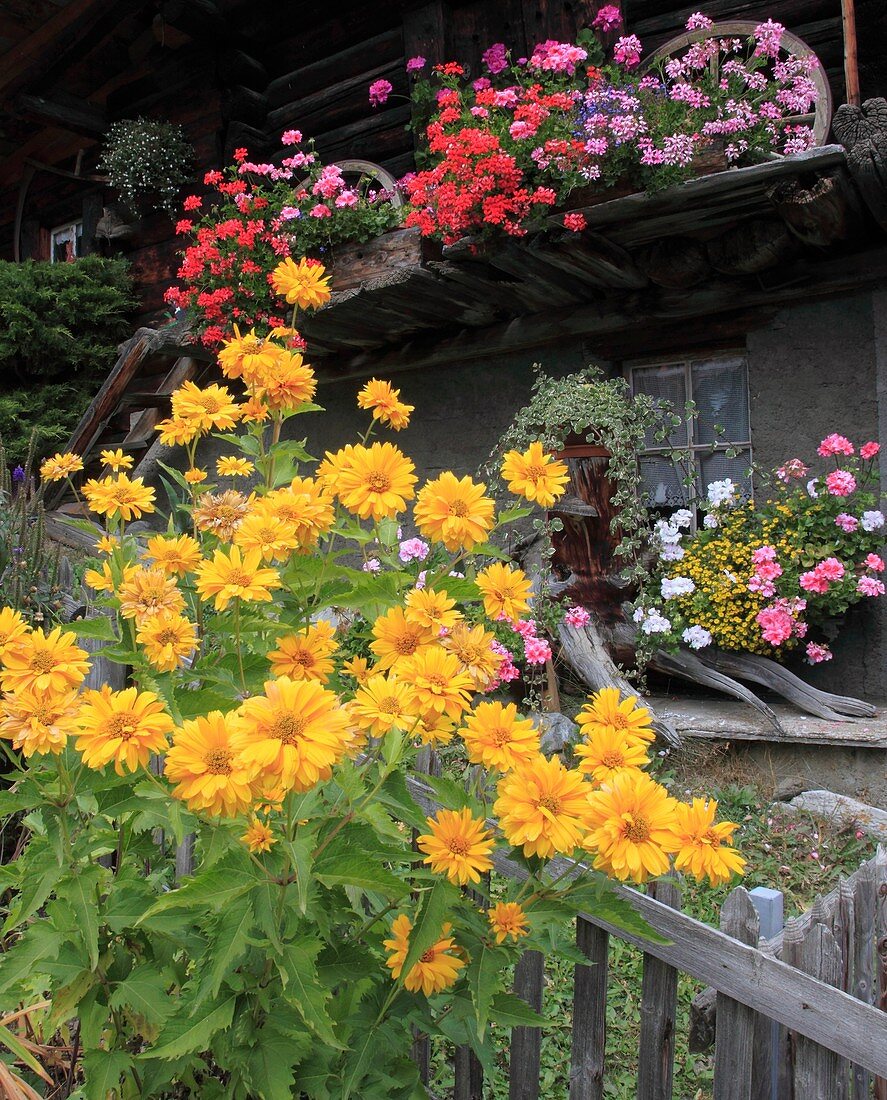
[377,772,428,832]
[246,1029,301,1100]
[278,939,342,1049]
[82,1048,134,1100]
[466,942,508,1038]
[63,864,103,971]
[497,504,534,525]
[71,616,118,641]
[314,855,408,900]
[196,898,254,1004]
[142,994,237,1060]
[396,878,457,986]
[3,842,63,932]
[420,773,478,813]
[283,836,314,916]
[488,991,547,1029]
[0,1022,53,1085]
[47,967,99,1032]
[137,858,255,923]
[110,965,173,1027]
[174,686,240,718]
[567,882,671,945]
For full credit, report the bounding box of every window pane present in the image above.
[632,364,689,449]
[699,449,753,502]
[692,356,749,445]
[639,455,691,507]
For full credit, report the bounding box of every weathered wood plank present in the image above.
[713,888,759,1100]
[637,878,680,1099]
[569,918,609,1100]
[793,924,846,1098]
[509,950,544,1100]
[852,859,877,1098]
[876,852,887,1100]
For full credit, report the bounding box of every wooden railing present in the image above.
[406,772,887,1099]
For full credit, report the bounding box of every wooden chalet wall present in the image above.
[0,0,868,327]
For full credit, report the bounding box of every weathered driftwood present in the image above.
[648,648,784,733]
[713,888,759,1100]
[698,648,876,720]
[833,97,887,231]
[766,172,863,247]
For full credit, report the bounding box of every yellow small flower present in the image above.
[94,535,119,555]
[488,901,529,944]
[40,452,83,482]
[136,611,198,673]
[574,726,650,786]
[417,807,494,885]
[82,474,155,522]
[403,587,461,632]
[171,381,241,433]
[267,621,338,682]
[185,467,208,485]
[494,754,592,859]
[156,416,200,446]
[1,627,89,694]
[241,817,276,853]
[577,687,655,746]
[357,378,415,431]
[673,799,745,885]
[117,567,185,625]
[143,533,202,577]
[370,607,436,672]
[216,456,254,478]
[461,701,540,773]
[165,711,259,817]
[341,655,372,684]
[584,771,682,883]
[100,448,134,471]
[384,914,465,996]
[351,672,419,736]
[402,645,474,722]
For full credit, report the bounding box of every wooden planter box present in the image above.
[324,227,442,291]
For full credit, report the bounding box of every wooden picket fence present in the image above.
[405,770,887,1100]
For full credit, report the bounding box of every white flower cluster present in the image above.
[706,478,736,507]
[654,509,694,562]
[661,576,695,599]
[633,606,672,634]
[862,510,885,532]
[682,625,712,649]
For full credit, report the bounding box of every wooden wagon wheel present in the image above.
[642,21,833,149]
[294,158,404,207]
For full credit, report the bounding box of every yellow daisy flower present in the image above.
[460,701,539,773]
[417,807,494,885]
[0,608,29,657]
[370,607,436,672]
[143,533,202,577]
[171,380,242,433]
[384,914,465,996]
[350,673,419,736]
[0,686,81,757]
[476,562,533,624]
[441,622,502,691]
[136,611,198,673]
[253,350,317,413]
[267,621,338,682]
[82,474,155,522]
[218,325,282,383]
[414,471,495,552]
[488,901,529,944]
[334,442,418,522]
[233,510,300,563]
[577,687,655,746]
[164,711,259,817]
[501,441,570,507]
[100,448,134,471]
[494,754,592,859]
[194,546,281,612]
[75,686,173,775]
[216,456,254,478]
[193,490,251,542]
[356,378,415,431]
[156,416,201,446]
[673,798,745,885]
[574,726,650,786]
[117,567,185,625]
[39,452,83,482]
[185,467,208,485]
[402,645,474,722]
[0,627,89,694]
[241,817,276,853]
[270,257,332,310]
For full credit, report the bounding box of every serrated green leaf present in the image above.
[3,841,62,932]
[376,772,428,832]
[142,994,236,1060]
[195,898,254,1004]
[47,967,99,1032]
[278,939,342,1049]
[174,687,240,718]
[137,858,255,923]
[568,882,671,945]
[246,1028,305,1100]
[110,965,173,1027]
[282,836,313,915]
[82,1048,133,1100]
[488,991,547,1029]
[64,864,103,970]
[420,773,478,813]
[314,855,408,899]
[466,941,508,1038]
[71,616,118,641]
[396,878,457,986]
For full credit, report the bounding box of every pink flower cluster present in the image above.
[369,79,393,106]
[805,641,832,664]
[488,640,521,690]
[748,544,782,598]
[564,605,591,628]
[592,5,623,33]
[825,470,857,497]
[776,458,808,483]
[800,557,845,595]
[818,433,854,457]
[507,617,553,666]
[756,597,807,645]
[528,39,588,75]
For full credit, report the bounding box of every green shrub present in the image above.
[0,258,135,462]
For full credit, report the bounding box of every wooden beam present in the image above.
[841,0,861,106]
[16,93,106,137]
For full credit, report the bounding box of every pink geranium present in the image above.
[799,571,829,594]
[752,546,777,564]
[369,79,393,106]
[865,553,885,572]
[861,441,881,460]
[482,42,508,74]
[281,129,302,145]
[524,636,552,665]
[776,458,808,482]
[406,55,426,73]
[513,619,537,639]
[592,5,623,32]
[857,576,885,597]
[564,605,591,628]
[756,561,782,582]
[818,558,845,581]
[613,34,642,67]
[835,513,859,533]
[756,606,794,645]
[817,433,854,457]
[825,470,857,496]
[806,641,833,664]
[563,212,587,232]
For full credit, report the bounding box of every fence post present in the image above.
[570,916,609,1100]
[713,887,759,1100]
[509,949,544,1100]
[637,877,680,1100]
[750,887,784,1100]
[875,852,887,1100]
[794,923,845,1098]
[454,869,487,1100]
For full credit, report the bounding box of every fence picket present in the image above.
[713,887,759,1100]
[875,852,887,1100]
[569,917,609,1100]
[637,878,680,1100]
[509,950,544,1100]
[454,873,487,1100]
[794,923,846,1099]
[851,860,876,1099]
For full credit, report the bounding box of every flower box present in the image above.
[324,227,442,292]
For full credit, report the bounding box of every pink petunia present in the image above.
[825,469,857,497]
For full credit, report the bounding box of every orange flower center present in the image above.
[104,714,140,741]
[622,815,650,844]
[490,726,512,746]
[227,570,253,587]
[419,947,437,963]
[113,487,139,505]
[366,472,392,494]
[200,395,224,414]
[702,829,721,847]
[394,632,422,656]
[537,795,561,815]
[215,506,240,523]
[527,464,546,481]
[156,629,182,646]
[378,695,401,715]
[290,650,314,668]
[422,673,448,691]
[205,748,233,774]
[448,837,470,856]
[29,650,56,672]
[611,713,630,729]
[271,713,306,745]
[600,750,625,768]
[34,705,59,725]
[448,500,468,517]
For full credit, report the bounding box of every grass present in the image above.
[429,741,878,1099]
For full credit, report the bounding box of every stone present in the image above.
[531,710,580,754]
[774,776,810,801]
[782,788,887,842]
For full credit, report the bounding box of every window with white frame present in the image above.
[50,220,83,263]
[629,353,752,512]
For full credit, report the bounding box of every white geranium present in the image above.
[660,543,685,562]
[654,519,682,545]
[672,508,694,529]
[641,610,671,634]
[661,576,695,599]
[806,479,819,499]
[682,625,712,649]
[702,513,719,529]
[706,478,736,507]
[862,510,885,531]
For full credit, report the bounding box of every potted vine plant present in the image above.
[98,117,194,219]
